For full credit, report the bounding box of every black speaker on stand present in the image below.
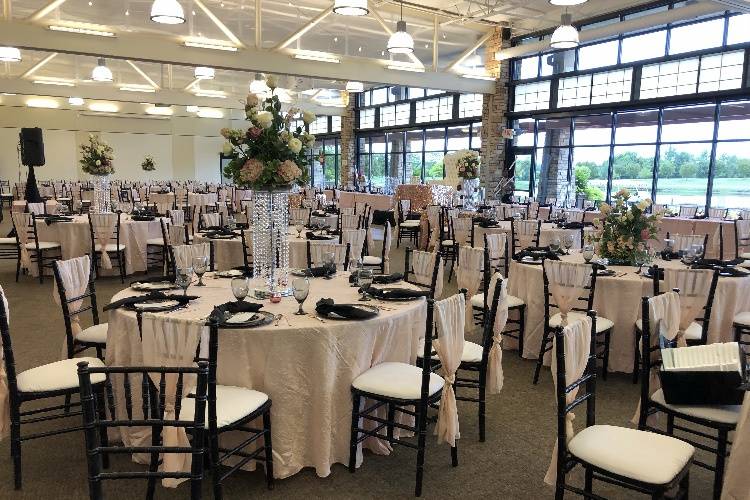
[19,127,45,204]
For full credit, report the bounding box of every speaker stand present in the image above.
[24,166,42,204]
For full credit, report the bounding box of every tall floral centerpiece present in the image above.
[456,149,481,210]
[141,155,156,172]
[590,189,660,265]
[79,134,114,213]
[221,75,315,294]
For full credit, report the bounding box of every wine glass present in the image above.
[231,277,250,302]
[292,278,310,315]
[691,243,705,261]
[582,244,595,263]
[295,223,304,238]
[358,268,373,301]
[175,267,193,296]
[562,233,575,254]
[683,247,696,265]
[323,252,336,276]
[192,255,208,286]
[549,237,561,253]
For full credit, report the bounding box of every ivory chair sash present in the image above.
[543,260,591,325]
[0,286,10,441]
[341,229,366,262]
[411,250,443,299]
[663,268,714,341]
[51,255,91,343]
[486,273,509,394]
[11,212,32,270]
[169,209,185,226]
[27,203,45,215]
[456,246,484,330]
[89,213,117,270]
[172,243,210,270]
[201,212,222,228]
[513,219,540,250]
[433,293,465,447]
[140,314,206,487]
[309,242,349,268]
[544,316,592,485]
[451,217,473,246]
[671,233,706,253]
[721,392,750,500]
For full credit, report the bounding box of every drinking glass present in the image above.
[691,243,705,260]
[358,268,373,301]
[664,238,675,254]
[549,237,561,253]
[562,233,575,254]
[582,244,595,263]
[323,252,336,275]
[295,223,304,238]
[192,255,208,286]
[292,278,310,315]
[683,248,696,265]
[175,267,193,296]
[231,277,250,302]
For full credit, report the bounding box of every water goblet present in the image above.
[358,269,373,301]
[323,252,336,276]
[691,243,705,261]
[549,237,561,253]
[231,277,250,302]
[292,278,310,315]
[175,267,193,296]
[295,223,305,238]
[582,244,595,263]
[192,255,208,286]
[562,233,575,254]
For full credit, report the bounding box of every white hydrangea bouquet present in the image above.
[80,134,114,176]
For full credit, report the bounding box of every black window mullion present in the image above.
[607,112,617,203]
[652,107,665,203]
[706,101,721,210]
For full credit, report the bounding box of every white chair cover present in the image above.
[739,209,750,221]
[663,268,714,340]
[671,233,706,252]
[201,212,222,228]
[341,229,366,263]
[679,205,698,217]
[456,246,484,330]
[382,222,393,273]
[0,286,11,441]
[52,255,91,348]
[543,260,591,325]
[11,212,32,270]
[169,209,185,226]
[140,314,206,487]
[513,219,539,249]
[433,293,465,447]
[340,207,355,216]
[309,243,349,267]
[452,217,473,246]
[89,213,118,270]
[155,202,172,216]
[707,208,726,219]
[544,316,592,486]
[721,392,750,500]
[737,220,750,251]
[486,273,509,394]
[27,202,45,215]
[340,214,360,230]
[172,243,210,270]
[564,209,585,223]
[290,208,310,225]
[411,250,443,299]
[427,206,441,250]
[485,233,507,263]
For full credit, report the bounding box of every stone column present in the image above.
[339,94,356,188]
[480,27,511,200]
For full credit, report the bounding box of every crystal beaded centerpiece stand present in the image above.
[252,189,291,295]
[92,175,111,213]
[462,178,480,210]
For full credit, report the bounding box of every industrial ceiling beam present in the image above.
[20,52,58,79]
[275,5,333,50]
[193,0,246,48]
[27,0,67,22]
[125,60,161,90]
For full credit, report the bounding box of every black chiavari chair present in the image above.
[404,247,442,299]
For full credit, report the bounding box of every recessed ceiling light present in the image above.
[345,81,364,92]
[146,105,173,115]
[184,40,238,51]
[27,98,59,109]
[89,102,119,112]
[197,108,224,118]
[333,0,368,16]
[68,97,84,106]
[186,105,199,112]
[150,0,186,24]
[33,77,76,87]
[0,47,21,62]
[194,66,215,80]
[48,25,115,37]
[92,57,113,82]
[293,50,340,63]
[120,85,157,93]
[549,0,588,5]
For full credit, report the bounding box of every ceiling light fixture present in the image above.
[194,66,215,80]
[387,1,414,55]
[145,105,173,116]
[333,0,368,16]
[549,0,588,5]
[292,50,340,63]
[89,102,119,112]
[48,25,115,37]
[550,13,579,49]
[33,77,76,87]
[0,47,21,62]
[26,98,59,109]
[183,40,238,51]
[193,89,227,98]
[249,73,269,94]
[68,97,84,106]
[345,81,364,93]
[92,57,113,82]
[461,73,495,81]
[186,105,199,113]
[150,0,185,24]
[386,62,424,72]
[120,85,157,92]
[197,108,224,118]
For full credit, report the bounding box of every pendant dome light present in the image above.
[333,0,368,16]
[150,0,185,25]
[194,66,215,80]
[91,58,113,82]
[550,13,579,49]
[0,47,21,62]
[387,2,414,55]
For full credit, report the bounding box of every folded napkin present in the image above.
[201,225,223,232]
[208,301,263,323]
[303,266,335,278]
[43,215,74,225]
[315,298,378,319]
[514,246,560,261]
[692,258,744,268]
[306,231,335,241]
[557,221,584,230]
[203,227,236,238]
[324,207,339,215]
[131,215,155,222]
[235,222,249,230]
[104,291,198,311]
[717,267,748,277]
[367,287,429,299]
[348,272,403,285]
[129,275,176,286]
[311,210,327,217]
[660,250,680,260]
[475,217,499,228]
[644,267,665,280]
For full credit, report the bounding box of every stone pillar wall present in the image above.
[339,94,356,188]
[480,28,511,199]
[537,128,571,203]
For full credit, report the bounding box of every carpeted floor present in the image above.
[0,215,715,499]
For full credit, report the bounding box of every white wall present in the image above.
[0,104,230,183]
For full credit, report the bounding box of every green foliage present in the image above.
[574,165,605,201]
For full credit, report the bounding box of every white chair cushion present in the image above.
[568,425,693,485]
[16,357,105,393]
[739,260,750,269]
[683,321,702,341]
[650,389,740,425]
[76,323,108,344]
[507,295,525,308]
[400,220,420,227]
[549,312,614,333]
[0,237,16,245]
[146,238,165,246]
[95,243,126,252]
[741,252,750,259]
[471,293,524,309]
[181,385,269,428]
[352,361,444,400]
[733,311,750,327]
[362,255,382,265]
[24,241,60,250]
[416,339,484,363]
[440,240,454,246]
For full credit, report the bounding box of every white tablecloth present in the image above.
[106,273,427,478]
[507,254,750,373]
[187,193,218,207]
[473,222,591,250]
[337,192,393,211]
[658,216,735,259]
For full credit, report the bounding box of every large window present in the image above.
[310,138,339,188]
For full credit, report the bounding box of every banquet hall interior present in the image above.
[0,0,749,499]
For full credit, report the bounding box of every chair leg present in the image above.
[415,403,428,497]
[210,425,222,500]
[15,256,20,282]
[517,305,526,358]
[680,470,690,500]
[262,410,274,491]
[533,329,550,385]
[96,386,110,469]
[584,467,593,495]
[632,328,641,384]
[387,403,395,442]
[119,251,125,283]
[348,394,361,473]
[37,252,43,284]
[11,406,21,490]
[478,379,486,443]
[450,444,458,467]
[713,429,728,500]
[601,330,611,381]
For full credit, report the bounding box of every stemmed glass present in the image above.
[358,268,373,301]
[691,243,705,261]
[295,222,304,238]
[562,233,575,254]
[549,237,561,253]
[175,267,193,296]
[292,278,310,315]
[231,277,250,302]
[192,256,208,286]
[582,244,595,263]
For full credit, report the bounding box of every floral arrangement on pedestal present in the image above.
[79,134,114,176]
[455,149,480,179]
[220,75,314,189]
[141,155,156,172]
[590,189,661,265]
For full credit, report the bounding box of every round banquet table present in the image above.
[308,214,338,229]
[195,230,342,271]
[472,221,593,249]
[507,253,750,373]
[34,214,165,275]
[105,273,427,478]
